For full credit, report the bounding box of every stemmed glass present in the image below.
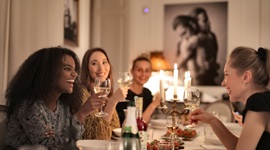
[94,78,111,117]
[183,87,200,127]
[166,116,179,149]
[117,72,132,102]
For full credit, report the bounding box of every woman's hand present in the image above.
[190,108,217,124]
[152,92,161,108]
[232,111,243,126]
[76,92,107,122]
[111,87,129,103]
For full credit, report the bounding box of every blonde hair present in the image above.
[229,46,270,86]
[131,53,151,70]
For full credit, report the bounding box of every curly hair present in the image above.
[81,48,114,97]
[5,46,83,122]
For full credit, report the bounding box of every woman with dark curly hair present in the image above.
[4,47,105,149]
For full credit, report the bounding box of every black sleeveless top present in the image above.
[242,91,270,150]
[116,88,153,126]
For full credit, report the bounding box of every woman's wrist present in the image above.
[75,111,85,124]
[108,95,119,105]
[150,103,157,110]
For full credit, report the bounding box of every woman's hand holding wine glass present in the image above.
[94,78,111,117]
[183,87,201,127]
[117,72,132,102]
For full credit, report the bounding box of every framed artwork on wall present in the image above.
[64,0,79,46]
[163,1,228,86]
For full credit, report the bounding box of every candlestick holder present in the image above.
[158,99,189,117]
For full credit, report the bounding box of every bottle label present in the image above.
[138,131,147,150]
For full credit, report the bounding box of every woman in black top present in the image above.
[190,46,270,150]
[116,55,161,126]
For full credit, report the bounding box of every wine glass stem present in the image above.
[172,133,175,149]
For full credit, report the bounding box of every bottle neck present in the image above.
[137,109,142,119]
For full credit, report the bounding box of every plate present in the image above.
[150,119,166,126]
[162,128,198,141]
[76,140,108,150]
[205,136,222,145]
[113,128,122,137]
[224,123,242,136]
[111,135,122,141]
[149,124,167,130]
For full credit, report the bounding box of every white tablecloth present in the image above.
[148,123,227,150]
[77,122,242,150]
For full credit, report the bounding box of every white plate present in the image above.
[113,128,122,137]
[77,140,108,150]
[205,123,242,145]
[224,123,242,136]
[150,119,166,126]
[111,135,122,141]
[149,124,167,130]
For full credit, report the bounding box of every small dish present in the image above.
[113,128,122,137]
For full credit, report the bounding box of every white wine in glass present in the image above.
[117,72,132,102]
[183,87,200,111]
[94,78,111,117]
[183,87,200,127]
[166,116,179,149]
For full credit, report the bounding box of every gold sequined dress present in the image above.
[81,86,120,140]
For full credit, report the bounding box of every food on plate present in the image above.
[163,128,197,140]
[179,128,197,139]
[147,139,184,150]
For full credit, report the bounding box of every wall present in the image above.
[126,0,270,99]
[0,0,270,103]
[0,0,91,104]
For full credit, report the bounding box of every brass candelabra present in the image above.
[159,95,189,117]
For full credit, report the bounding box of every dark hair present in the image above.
[190,7,210,32]
[173,15,199,35]
[190,7,209,23]
[81,48,113,97]
[229,46,270,86]
[131,55,152,71]
[5,46,83,121]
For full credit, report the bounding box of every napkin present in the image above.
[200,144,226,150]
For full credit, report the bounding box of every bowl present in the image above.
[113,128,122,137]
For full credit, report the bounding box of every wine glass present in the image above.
[117,72,132,102]
[166,116,179,149]
[94,78,111,117]
[183,87,200,127]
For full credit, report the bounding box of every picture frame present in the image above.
[64,0,79,46]
[163,1,228,86]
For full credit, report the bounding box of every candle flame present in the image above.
[160,70,164,78]
[185,71,190,78]
[174,63,177,70]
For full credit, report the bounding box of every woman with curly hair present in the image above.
[4,47,105,149]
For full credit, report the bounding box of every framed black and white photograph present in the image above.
[64,0,79,46]
[164,1,228,86]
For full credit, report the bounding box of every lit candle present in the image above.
[173,63,178,99]
[159,70,165,102]
[184,71,192,90]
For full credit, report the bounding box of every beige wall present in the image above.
[126,0,270,99]
[0,0,270,103]
[0,0,91,104]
